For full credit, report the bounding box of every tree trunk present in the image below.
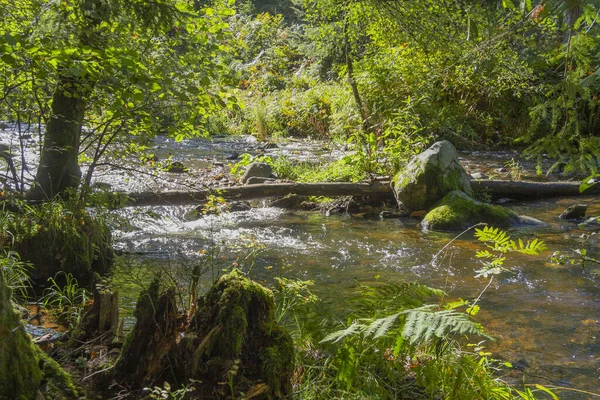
[28,74,94,200]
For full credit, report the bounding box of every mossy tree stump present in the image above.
[113,270,294,399]
[0,276,78,399]
[0,276,42,399]
[113,279,180,388]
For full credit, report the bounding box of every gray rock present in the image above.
[243,135,259,144]
[229,201,252,212]
[242,162,273,183]
[470,172,488,180]
[246,176,276,185]
[393,141,472,212]
[581,216,600,227]
[0,122,9,130]
[559,204,588,220]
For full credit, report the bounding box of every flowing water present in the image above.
[2,126,600,396]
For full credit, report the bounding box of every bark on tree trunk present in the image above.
[29,74,94,200]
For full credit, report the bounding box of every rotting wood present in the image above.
[125,180,599,207]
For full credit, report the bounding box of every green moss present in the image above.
[6,202,113,285]
[260,325,295,398]
[189,269,294,397]
[0,278,43,400]
[34,346,78,399]
[422,191,518,231]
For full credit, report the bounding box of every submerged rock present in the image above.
[242,162,273,183]
[393,141,472,213]
[559,204,588,221]
[422,190,519,231]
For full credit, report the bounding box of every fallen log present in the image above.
[126,180,599,207]
[471,179,600,198]
[128,181,394,206]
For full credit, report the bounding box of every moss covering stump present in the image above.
[0,276,77,399]
[113,270,294,399]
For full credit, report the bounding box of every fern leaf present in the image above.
[366,313,401,338]
[321,322,362,344]
[402,306,491,344]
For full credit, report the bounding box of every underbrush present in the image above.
[271,226,555,399]
[0,196,112,284]
[231,153,368,182]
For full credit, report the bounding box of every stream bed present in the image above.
[108,137,600,397]
[2,127,600,396]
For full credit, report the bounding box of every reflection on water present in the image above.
[111,197,600,396]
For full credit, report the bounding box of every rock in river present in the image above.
[241,162,273,183]
[422,190,519,231]
[393,141,472,213]
[559,204,588,221]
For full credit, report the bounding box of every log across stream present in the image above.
[127,180,599,206]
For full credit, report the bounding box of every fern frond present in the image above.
[352,281,444,317]
[402,306,491,344]
[321,322,362,344]
[365,313,401,338]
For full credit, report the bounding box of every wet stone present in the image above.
[470,172,488,180]
[559,204,588,221]
[246,176,276,185]
[380,210,406,219]
[242,162,273,183]
[165,161,187,173]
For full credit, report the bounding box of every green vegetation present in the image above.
[0,197,112,284]
[2,0,599,398]
[270,226,553,399]
[422,191,519,231]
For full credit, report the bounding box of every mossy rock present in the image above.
[393,141,472,212]
[422,190,519,231]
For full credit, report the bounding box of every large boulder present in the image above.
[393,141,472,212]
[422,191,520,231]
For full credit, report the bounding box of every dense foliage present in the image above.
[213,0,600,176]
